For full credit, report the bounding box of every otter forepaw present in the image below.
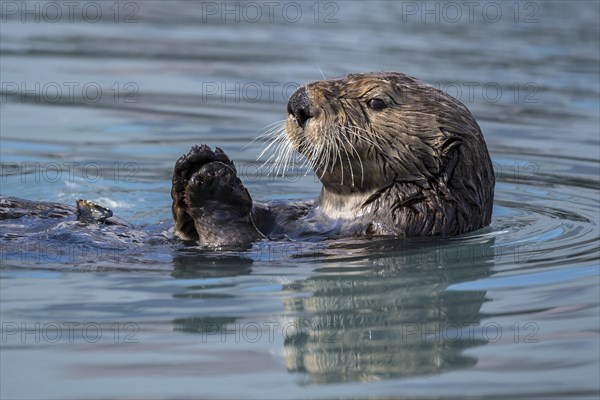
[171,145,261,247]
[185,161,252,208]
[183,161,261,247]
[171,145,236,241]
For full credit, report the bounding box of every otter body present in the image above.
[172,72,494,246]
[2,72,494,249]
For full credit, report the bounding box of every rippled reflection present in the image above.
[165,237,495,383]
[281,239,493,383]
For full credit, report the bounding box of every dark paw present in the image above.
[171,145,235,241]
[184,162,258,248]
[185,162,252,209]
[171,145,261,246]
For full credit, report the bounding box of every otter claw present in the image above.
[174,145,235,180]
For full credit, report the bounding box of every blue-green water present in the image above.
[1,1,599,399]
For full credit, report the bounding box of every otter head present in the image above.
[285,72,494,234]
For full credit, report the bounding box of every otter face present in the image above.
[285,72,491,198]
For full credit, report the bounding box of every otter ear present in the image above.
[437,128,463,183]
[439,129,463,157]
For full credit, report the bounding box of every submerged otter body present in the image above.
[2,72,494,249]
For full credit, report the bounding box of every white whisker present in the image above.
[244,120,286,150]
[317,65,327,80]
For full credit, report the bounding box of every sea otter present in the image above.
[171,72,494,247]
[1,72,494,249]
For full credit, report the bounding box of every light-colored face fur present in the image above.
[284,72,490,198]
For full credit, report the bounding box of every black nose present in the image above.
[287,87,313,128]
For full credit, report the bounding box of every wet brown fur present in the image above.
[284,72,494,237]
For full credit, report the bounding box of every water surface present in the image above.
[1,1,599,399]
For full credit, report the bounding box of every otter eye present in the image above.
[367,98,387,110]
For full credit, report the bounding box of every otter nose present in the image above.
[287,87,313,128]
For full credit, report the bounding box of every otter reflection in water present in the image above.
[1,72,494,250]
[170,237,494,383]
